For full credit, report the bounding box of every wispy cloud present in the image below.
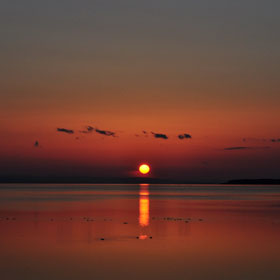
[242,137,266,142]
[224,146,250,150]
[242,137,280,143]
[224,146,270,151]
[57,128,74,134]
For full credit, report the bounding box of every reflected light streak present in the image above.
[139,184,149,227]
[139,235,148,240]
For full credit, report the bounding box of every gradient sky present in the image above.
[1,0,280,182]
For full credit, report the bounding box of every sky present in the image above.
[0,0,280,182]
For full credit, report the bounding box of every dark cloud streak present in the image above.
[224,146,250,150]
[95,128,116,137]
[178,133,192,140]
[57,128,74,134]
[151,132,168,139]
[79,126,115,137]
[224,146,270,151]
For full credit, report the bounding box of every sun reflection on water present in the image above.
[139,184,149,227]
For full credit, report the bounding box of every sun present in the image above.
[139,164,150,175]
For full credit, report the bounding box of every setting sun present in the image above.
[139,164,150,175]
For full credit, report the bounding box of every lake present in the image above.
[0,184,280,280]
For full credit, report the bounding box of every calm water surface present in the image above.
[0,184,280,280]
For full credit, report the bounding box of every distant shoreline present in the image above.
[0,176,280,185]
[225,179,280,185]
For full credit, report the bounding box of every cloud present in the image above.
[34,141,39,147]
[178,133,192,140]
[80,126,94,134]
[242,137,280,143]
[57,128,74,134]
[141,130,148,137]
[151,132,168,139]
[242,137,267,142]
[224,146,270,151]
[79,125,116,137]
[95,128,116,137]
[224,146,250,150]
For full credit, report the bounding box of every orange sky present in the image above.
[1,0,280,181]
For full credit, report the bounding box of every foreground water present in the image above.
[0,184,280,280]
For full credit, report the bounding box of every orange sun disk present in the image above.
[139,164,150,175]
